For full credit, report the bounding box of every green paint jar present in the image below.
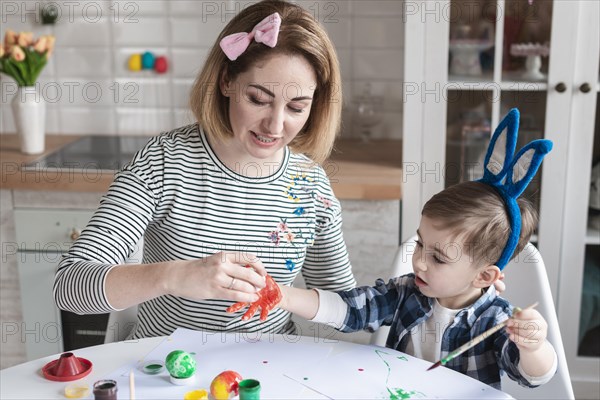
[238,379,261,400]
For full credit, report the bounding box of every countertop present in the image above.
[0,134,403,200]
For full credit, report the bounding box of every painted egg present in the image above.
[142,51,155,69]
[165,350,196,379]
[154,56,168,73]
[210,370,242,400]
[183,389,208,400]
[127,54,142,71]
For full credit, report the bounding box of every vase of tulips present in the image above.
[0,30,55,154]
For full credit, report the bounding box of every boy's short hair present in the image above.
[421,181,538,267]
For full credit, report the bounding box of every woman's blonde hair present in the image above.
[190,0,342,164]
[421,181,538,267]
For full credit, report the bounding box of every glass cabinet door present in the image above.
[445,0,553,218]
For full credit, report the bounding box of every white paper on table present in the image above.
[101,328,335,399]
[284,344,513,400]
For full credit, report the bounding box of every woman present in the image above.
[54,0,356,338]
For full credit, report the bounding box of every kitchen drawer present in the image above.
[14,208,94,252]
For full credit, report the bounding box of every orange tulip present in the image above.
[10,46,25,62]
[17,32,34,47]
[5,29,17,46]
[34,36,47,53]
[45,36,56,59]
[0,46,5,58]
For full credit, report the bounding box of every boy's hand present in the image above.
[225,275,282,321]
[506,308,548,352]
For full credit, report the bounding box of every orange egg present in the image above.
[210,370,242,400]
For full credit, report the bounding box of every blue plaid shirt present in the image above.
[337,273,542,390]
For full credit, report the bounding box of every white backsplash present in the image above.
[0,0,404,138]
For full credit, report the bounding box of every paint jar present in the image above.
[238,379,261,400]
[93,379,117,400]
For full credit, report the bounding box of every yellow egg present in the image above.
[128,54,142,71]
[184,389,208,400]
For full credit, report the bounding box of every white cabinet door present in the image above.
[15,208,95,360]
[17,253,64,360]
[402,0,600,397]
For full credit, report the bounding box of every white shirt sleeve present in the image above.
[309,289,348,328]
[517,346,558,386]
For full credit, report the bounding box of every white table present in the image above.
[0,329,512,399]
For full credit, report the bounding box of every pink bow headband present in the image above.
[220,12,282,61]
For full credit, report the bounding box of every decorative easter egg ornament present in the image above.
[210,370,242,400]
[128,54,142,71]
[141,51,155,69]
[165,350,196,385]
[154,56,168,74]
[183,389,209,400]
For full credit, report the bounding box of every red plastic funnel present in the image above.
[42,352,93,382]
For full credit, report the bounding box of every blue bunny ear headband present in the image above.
[477,108,553,270]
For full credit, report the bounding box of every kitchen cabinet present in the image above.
[14,208,97,360]
[402,0,599,397]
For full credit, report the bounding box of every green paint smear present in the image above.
[389,388,422,400]
[374,350,425,399]
[146,364,162,370]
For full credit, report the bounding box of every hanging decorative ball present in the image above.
[128,54,142,71]
[142,51,155,69]
[165,350,196,385]
[154,56,168,74]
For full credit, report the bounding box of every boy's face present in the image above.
[412,216,487,309]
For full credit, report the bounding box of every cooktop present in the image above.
[27,136,152,171]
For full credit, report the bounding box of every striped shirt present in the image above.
[54,124,356,338]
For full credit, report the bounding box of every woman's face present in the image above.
[221,54,316,165]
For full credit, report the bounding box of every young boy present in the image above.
[274,181,557,390]
[226,110,557,389]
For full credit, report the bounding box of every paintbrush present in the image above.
[129,369,136,400]
[427,302,538,371]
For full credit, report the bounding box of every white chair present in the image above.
[371,236,574,400]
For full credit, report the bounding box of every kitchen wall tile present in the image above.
[353,48,403,80]
[352,80,403,112]
[53,48,112,78]
[170,17,227,47]
[295,0,352,18]
[59,106,115,134]
[130,0,168,16]
[171,0,243,22]
[113,78,172,108]
[0,105,15,133]
[173,79,194,108]
[336,48,352,80]
[173,108,197,127]
[45,79,118,107]
[116,108,173,134]
[323,15,351,49]
[1,11,40,31]
[53,17,110,47]
[353,17,403,49]
[112,17,168,46]
[171,48,209,78]
[353,0,404,16]
[0,103,60,134]
[168,1,207,15]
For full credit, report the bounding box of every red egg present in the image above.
[210,370,242,400]
[154,56,168,73]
